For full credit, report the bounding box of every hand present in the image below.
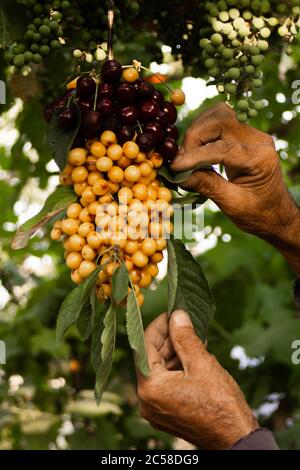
[137,310,258,450]
[171,102,300,277]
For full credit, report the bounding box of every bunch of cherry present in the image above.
[44,59,185,165]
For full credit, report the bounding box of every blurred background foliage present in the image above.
[1,0,300,450]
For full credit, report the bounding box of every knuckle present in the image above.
[138,403,150,421]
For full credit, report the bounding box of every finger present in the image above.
[172,140,253,173]
[144,312,169,349]
[169,310,205,374]
[166,355,182,371]
[158,336,176,363]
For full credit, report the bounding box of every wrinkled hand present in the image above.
[171,102,299,242]
[137,310,258,450]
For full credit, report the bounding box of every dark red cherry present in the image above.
[136,132,156,152]
[152,89,164,107]
[133,78,144,91]
[145,122,164,142]
[159,137,178,161]
[101,60,122,83]
[59,107,77,130]
[155,110,169,128]
[161,102,177,124]
[96,98,114,116]
[118,106,138,125]
[117,125,135,145]
[76,76,96,98]
[116,82,137,104]
[78,99,93,114]
[98,82,114,99]
[165,124,179,140]
[139,101,159,122]
[138,82,154,100]
[82,110,102,132]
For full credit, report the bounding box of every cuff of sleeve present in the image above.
[231,428,279,450]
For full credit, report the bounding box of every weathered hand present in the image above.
[171,102,300,276]
[137,310,258,450]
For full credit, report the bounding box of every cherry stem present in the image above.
[123,60,174,94]
[107,0,115,61]
[93,81,99,111]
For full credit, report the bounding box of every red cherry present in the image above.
[138,82,154,100]
[139,101,159,122]
[96,98,114,116]
[117,125,135,145]
[118,106,138,125]
[145,122,164,142]
[152,89,164,107]
[155,110,169,128]
[159,137,178,160]
[98,82,114,99]
[116,83,137,104]
[165,124,179,140]
[136,132,156,152]
[78,99,93,113]
[101,60,122,83]
[76,76,96,99]
[133,78,144,91]
[82,110,102,132]
[59,107,77,130]
[161,102,177,124]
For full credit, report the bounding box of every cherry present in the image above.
[118,106,138,125]
[76,76,96,99]
[145,122,164,142]
[116,82,137,104]
[82,110,102,133]
[101,60,122,83]
[59,107,77,130]
[165,124,179,140]
[138,82,154,100]
[161,102,177,124]
[155,110,169,128]
[44,106,54,122]
[139,101,159,122]
[159,137,178,161]
[98,82,114,99]
[117,125,135,145]
[133,78,144,91]
[78,99,93,114]
[136,132,156,152]
[152,89,164,107]
[96,98,114,116]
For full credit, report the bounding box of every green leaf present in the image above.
[112,263,130,303]
[172,192,207,208]
[12,185,77,250]
[158,163,212,185]
[0,0,29,46]
[94,302,117,404]
[91,300,111,373]
[167,238,215,341]
[56,265,105,345]
[47,102,81,172]
[126,291,150,376]
[76,300,93,341]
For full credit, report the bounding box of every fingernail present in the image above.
[172,310,192,327]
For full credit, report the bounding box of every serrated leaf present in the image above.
[94,302,116,404]
[112,263,129,303]
[0,0,28,46]
[91,299,111,373]
[76,300,93,341]
[126,291,150,376]
[56,264,107,345]
[167,238,215,341]
[47,102,81,171]
[12,186,77,250]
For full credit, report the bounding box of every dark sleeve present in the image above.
[231,428,279,450]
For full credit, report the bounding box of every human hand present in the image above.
[137,310,258,450]
[171,103,299,243]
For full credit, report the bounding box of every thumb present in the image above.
[169,310,205,373]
